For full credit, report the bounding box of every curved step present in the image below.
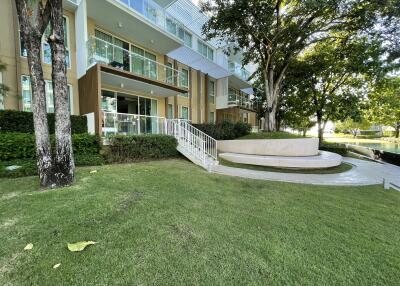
[219,151,342,169]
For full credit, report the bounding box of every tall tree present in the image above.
[366,78,400,138]
[48,0,75,184]
[201,0,379,131]
[281,37,382,143]
[15,0,74,188]
[16,0,53,187]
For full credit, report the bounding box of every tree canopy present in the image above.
[200,0,389,131]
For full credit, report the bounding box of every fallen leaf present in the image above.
[53,263,61,269]
[24,243,33,250]
[90,170,97,174]
[67,241,97,252]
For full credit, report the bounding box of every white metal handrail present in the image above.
[166,119,218,166]
[101,111,218,169]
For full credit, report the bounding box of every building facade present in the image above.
[0,0,257,136]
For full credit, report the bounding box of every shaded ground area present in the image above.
[0,159,399,285]
[239,131,305,139]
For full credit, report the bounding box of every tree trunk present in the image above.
[49,0,75,186]
[317,118,324,146]
[395,123,400,138]
[263,69,278,132]
[16,1,54,188]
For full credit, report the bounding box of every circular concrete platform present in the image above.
[219,151,342,169]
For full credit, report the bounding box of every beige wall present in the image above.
[0,1,79,114]
[0,3,226,124]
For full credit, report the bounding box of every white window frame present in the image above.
[209,80,215,104]
[179,68,189,88]
[197,40,214,61]
[167,103,174,119]
[21,75,73,114]
[209,111,215,123]
[180,105,189,120]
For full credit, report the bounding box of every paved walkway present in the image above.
[212,157,400,187]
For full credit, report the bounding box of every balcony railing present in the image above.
[228,61,250,82]
[87,36,183,86]
[227,94,253,109]
[116,0,192,47]
[102,111,168,138]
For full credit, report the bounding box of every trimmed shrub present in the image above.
[359,130,380,136]
[0,132,101,160]
[193,121,251,140]
[106,134,178,163]
[383,130,396,137]
[320,142,348,156]
[0,110,87,134]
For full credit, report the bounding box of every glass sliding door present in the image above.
[131,45,145,76]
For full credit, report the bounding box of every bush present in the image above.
[320,142,348,156]
[0,110,87,134]
[359,130,380,136]
[193,121,251,140]
[0,133,101,160]
[383,130,396,137]
[106,134,178,163]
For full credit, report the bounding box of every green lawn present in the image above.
[1,159,399,285]
[239,131,305,139]
[219,158,353,174]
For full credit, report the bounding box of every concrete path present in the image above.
[212,157,400,187]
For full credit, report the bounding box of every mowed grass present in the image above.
[239,131,305,139]
[0,159,399,285]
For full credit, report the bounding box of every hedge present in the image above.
[193,121,251,140]
[0,133,101,160]
[320,142,348,156]
[0,110,87,134]
[105,134,178,163]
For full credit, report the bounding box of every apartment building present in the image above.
[0,0,256,136]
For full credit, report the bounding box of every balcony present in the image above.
[116,0,192,46]
[87,36,188,96]
[228,61,252,89]
[227,93,254,110]
[102,111,167,137]
[85,0,184,54]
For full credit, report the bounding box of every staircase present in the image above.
[165,119,218,171]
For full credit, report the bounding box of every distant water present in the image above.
[344,142,400,154]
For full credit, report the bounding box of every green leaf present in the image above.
[67,241,97,252]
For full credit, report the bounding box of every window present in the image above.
[228,88,237,104]
[178,27,192,47]
[20,16,71,68]
[179,68,189,88]
[197,40,214,61]
[21,75,72,113]
[181,106,189,120]
[131,44,157,79]
[166,17,177,35]
[166,62,173,84]
[167,104,173,119]
[94,30,130,71]
[209,80,215,104]
[209,111,215,123]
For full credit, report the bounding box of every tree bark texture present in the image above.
[15,0,55,188]
[49,0,75,186]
